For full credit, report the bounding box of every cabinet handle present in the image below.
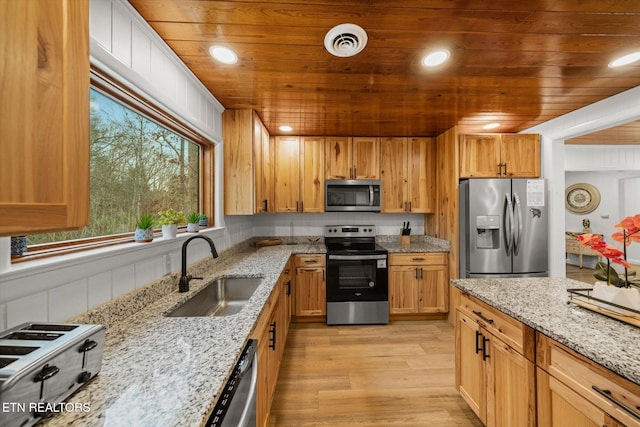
[412,257,425,261]
[285,280,291,296]
[304,259,316,263]
[503,163,507,176]
[420,267,423,279]
[415,268,419,280]
[408,201,412,212]
[349,166,353,179]
[481,336,490,361]
[323,269,325,282]
[353,166,357,178]
[497,163,502,175]
[475,331,482,354]
[472,310,495,324]
[269,321,277,350]
[300,201,303,212]
[592,386,640,420]
[263,199,268,212]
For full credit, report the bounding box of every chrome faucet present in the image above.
[179,235,219,292]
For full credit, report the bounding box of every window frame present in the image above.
[11,68,215,264]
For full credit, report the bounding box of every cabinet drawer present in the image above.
[542,337,640,427]
[459,293,534,360]
[565,239,580,253]
[389,252,447,266]
[294,254,325,268]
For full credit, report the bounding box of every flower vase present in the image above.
[162,224,178,239]
[592,282,640,317]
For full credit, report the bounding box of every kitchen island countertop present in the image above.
[451,277,640,386]
[41,242,321,427]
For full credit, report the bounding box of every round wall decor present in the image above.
[565,183,601,214]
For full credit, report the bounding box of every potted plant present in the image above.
[576,213,640,315]
[186,212,200,233]
[134,214,155,242]
[198,214,209,228]
[157,209,186,239]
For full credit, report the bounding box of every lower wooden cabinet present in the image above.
[456,293,536,427]
[293,254,326,320]
[536,334,640,427]
[388,253,448,317]
[252,266,292,426]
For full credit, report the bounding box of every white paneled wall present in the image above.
[565,145,640,172]
[252,213,425,237]
[90,0,224,142]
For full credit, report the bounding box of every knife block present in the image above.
[400,235,411,246]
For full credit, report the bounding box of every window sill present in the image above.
[1,227,225,281]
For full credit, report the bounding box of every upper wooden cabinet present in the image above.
[273,136,325,213]
[326,137,380,180]
[380,137,435,213]
[0,0,90,236]
[459,134,540,178]
[223,110,273,214]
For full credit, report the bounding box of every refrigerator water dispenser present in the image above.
[475,215,500,249]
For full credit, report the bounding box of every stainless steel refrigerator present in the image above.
[459,178,548,278]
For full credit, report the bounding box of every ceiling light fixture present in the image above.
[279,125,293,132]
[608,51,640,68]
[422,49,450,67]
[209,46,238,64]
[482,123,501,130]
[324,23,368,57]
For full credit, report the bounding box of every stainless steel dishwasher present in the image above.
[207,339,258,427]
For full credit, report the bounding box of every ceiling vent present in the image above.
[324,23,368,57]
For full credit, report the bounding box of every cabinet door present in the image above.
[389,266,419,313]
[274,136,300,212]
[352,137,380,179]
[254,115,273,213]
[537,368,609,427]
[256,327,270,427]
[300,137,325,213]
[407,137,435,213]
[0,0,89,236]
[325,136,352,179]
[500,134,540,177]
[418,265,448,313]
[295,267,326,316]
[485,331,536,427]
[456,310,486,423]
[459,134,502,178]
[380,137,408,213]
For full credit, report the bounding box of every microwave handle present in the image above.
[369,185,374,206]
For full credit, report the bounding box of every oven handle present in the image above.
[328,254,387,261]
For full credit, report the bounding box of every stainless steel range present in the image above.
[324,225,389,325]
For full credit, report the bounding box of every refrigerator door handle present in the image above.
[513,193,523,255]
[504,193,514,255]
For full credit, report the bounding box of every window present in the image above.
[26,88,202,246]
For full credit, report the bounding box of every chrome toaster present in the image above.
[0,322,105,427]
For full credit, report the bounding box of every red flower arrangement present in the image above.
[576,214,640,287]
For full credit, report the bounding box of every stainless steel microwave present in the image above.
[325,180,381,212]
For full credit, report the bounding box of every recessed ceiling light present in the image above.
[422,49,450,67]
[608,51,640,68]
[279,125,293,132]
[209,46,238,64]
[482,123,501,130]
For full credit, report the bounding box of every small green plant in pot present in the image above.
[187,212,201,233]
[157,209,186,239]
[134,214,156,242]
[198,214,208,228]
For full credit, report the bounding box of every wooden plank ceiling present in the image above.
[128,0,640,137]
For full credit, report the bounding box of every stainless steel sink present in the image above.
[165,277,262,317]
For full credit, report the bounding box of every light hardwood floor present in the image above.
[269,320,483,426]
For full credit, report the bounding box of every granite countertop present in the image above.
[42,243,321,427]
[377,235,450,253]
[451,277,640,386]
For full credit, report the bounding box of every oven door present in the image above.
[326,254,388,302]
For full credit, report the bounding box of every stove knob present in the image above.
[369,281,375,287]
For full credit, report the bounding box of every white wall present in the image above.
[525,85,640,277]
